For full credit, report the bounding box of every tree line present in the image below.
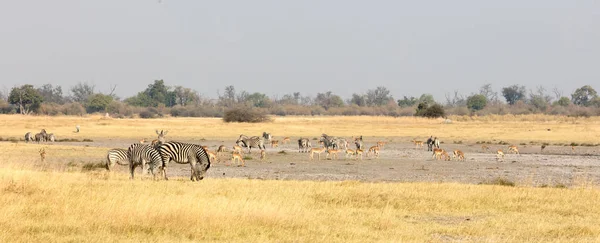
[2,80,599,118]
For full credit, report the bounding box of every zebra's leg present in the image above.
[129,162,136,180]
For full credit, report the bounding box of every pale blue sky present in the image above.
[1,1,598,102]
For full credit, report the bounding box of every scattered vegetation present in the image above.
[81,162,106,172]
[223,107,271,123]
[480,177,516,187]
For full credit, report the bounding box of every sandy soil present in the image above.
[98,137,600,187]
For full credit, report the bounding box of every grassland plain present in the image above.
[1,114,600,242]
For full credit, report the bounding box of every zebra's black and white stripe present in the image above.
[106,148,129,171]
[298,138,311,153]
[236,135,265,153]
[262,132,272,142]
[128,143,163,180]
[25,132,33,143]
[158,141,211,181]
[354,136,364,150]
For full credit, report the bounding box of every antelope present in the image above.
[481,145,490,152]
[39,148,46,162]
[326,149,340,160]
[139,139,146,144]
[508,145,519,154]
[230,152,245,167]
[233,145,243,154]
[260,150,266,160]
[376,141,386,149]
[413,139,424,149]
[453,150,465,161]
[309,147,326,160]
[207,151,218,163]
[497,150,505,161]
[432,148,444,160]
[441,150,451,161]
[271,140,279,148]
[571,146,576,154]
[151,139,160,148]
[282,137,291,144]
[201,145,209,152]
[345,149,356,159]
[367,145,380,158]
[217,145,228,155]
[355,149,364,160]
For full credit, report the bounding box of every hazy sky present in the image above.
[1,1,598,102]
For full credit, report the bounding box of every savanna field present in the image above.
[2,114,600,242]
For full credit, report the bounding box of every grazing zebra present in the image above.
[320,134,339,149]
[336,138,349,150]
[354,136,364,150]
[25,132,33,143]
[236,134,265,153]
[35,133,45,143]
[128,143,163,180]
[47,133,56,142]
[262,132,272,142]
[158,141,211,181]
[106,148,129,171]
[298,138,311,153]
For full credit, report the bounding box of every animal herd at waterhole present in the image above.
[24,128,579,181]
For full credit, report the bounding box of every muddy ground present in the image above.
[91,137,600,187]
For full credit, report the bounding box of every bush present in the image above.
[223,107,271,123]
[139,107,161,119]
[416,104,445,118]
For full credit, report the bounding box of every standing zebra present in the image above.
[35,133,45,143]
[158,141,211,181]
[128,143,163,180]
[25,132,33,143]
[262,132,272,142]
[320,134,339,149]
[152,130,168,148]
[106,148,129,171]
[354,136,364,150]
[298,138,311,153]
[236,134,265,153]
[433,137,440,149]
[426,136,434,151]
[47,133,56,142]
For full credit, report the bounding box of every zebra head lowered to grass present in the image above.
[236,134,265,153]
[128,143,163,180]
[158,141,211,181]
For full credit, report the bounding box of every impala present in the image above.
[230,152,245,167]
[432,148,443,160]
[309,147,327,160]
[282,137,291,144]
[452,150,465,161]
[413,139,424,149]
[271,140,279,148]
[260,149,266,160]
[326,149,340,160]
[345,149,356,159]
[355,149,364,160]
[497,150,505,161]
[508,145,519,154]
[367,145,380,158]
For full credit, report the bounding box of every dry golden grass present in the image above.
[1,168,600,242]
[2,114,600,144]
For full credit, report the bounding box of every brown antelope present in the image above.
[201,145,209,151]
[217,145,227,154]
[151,139,160,147]
[508,145,519,154]
[345,149,356,159]
[326,149,340,160]
[207,151,218,163]
[367,145,380,158]
[497,150,505,161]
[571,146,576,154]
[230,152,245,167]
[452,150,465,161]
[39,148,46,162]
[282,137,291,144]
[139,139,146,144]
[271,140,279,148]
[481,145,490,153]
[355,149,364,160]
[432,148,443,160]
[376,141,386,149]
[260,149,266,160]
[233,145,243,154]
[309,147,326,160]
[441,150,451,161]
[413,139,424,149]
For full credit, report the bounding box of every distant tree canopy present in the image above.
[126,80,176,107]
[70,82,95,103]
[397,96,418,108]
[466,94,487,111]
[37,84,65,104]
[571,85,598,107]
[9,84,43,114]
[315,91,344,110]
[415,102,445,118]
[86,93,113,113]
[502,85,526,105]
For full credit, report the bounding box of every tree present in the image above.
[445,91,466,107]
[502,85,526,105]
[554,97,571,107]
[218,85,237,108]
[571,85,598,106]
[349,93,367,107]
[479,83,498,102]
[365,86,393,106]
[415,102,445,118]
[314,91,344,110]
[126,80,175,107]
[37,84,65,104]
[397,96,418,108]
[466,94,487,111]
[9,85,43,114]
[245,92,272,108]
[418,94,435,105]
[70,82,95,103]
[528,86,552,111]
[86,93,113,113]
[173,86,199,106]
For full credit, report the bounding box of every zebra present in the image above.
[25,132,33,143]
[262,132,272,142]
[298,138,311,153]
[433,137,440,149]
[426,136,434,151]
[236,134,265,153]
[336,138,349,150]
[35,133,45,143]
[158,141,211,181]
[354,136,364,150]
[320,134,339,149]
[106,148,129,171]
[128,143,163,180]
[47,133,56,142]
[152,130,168,148]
